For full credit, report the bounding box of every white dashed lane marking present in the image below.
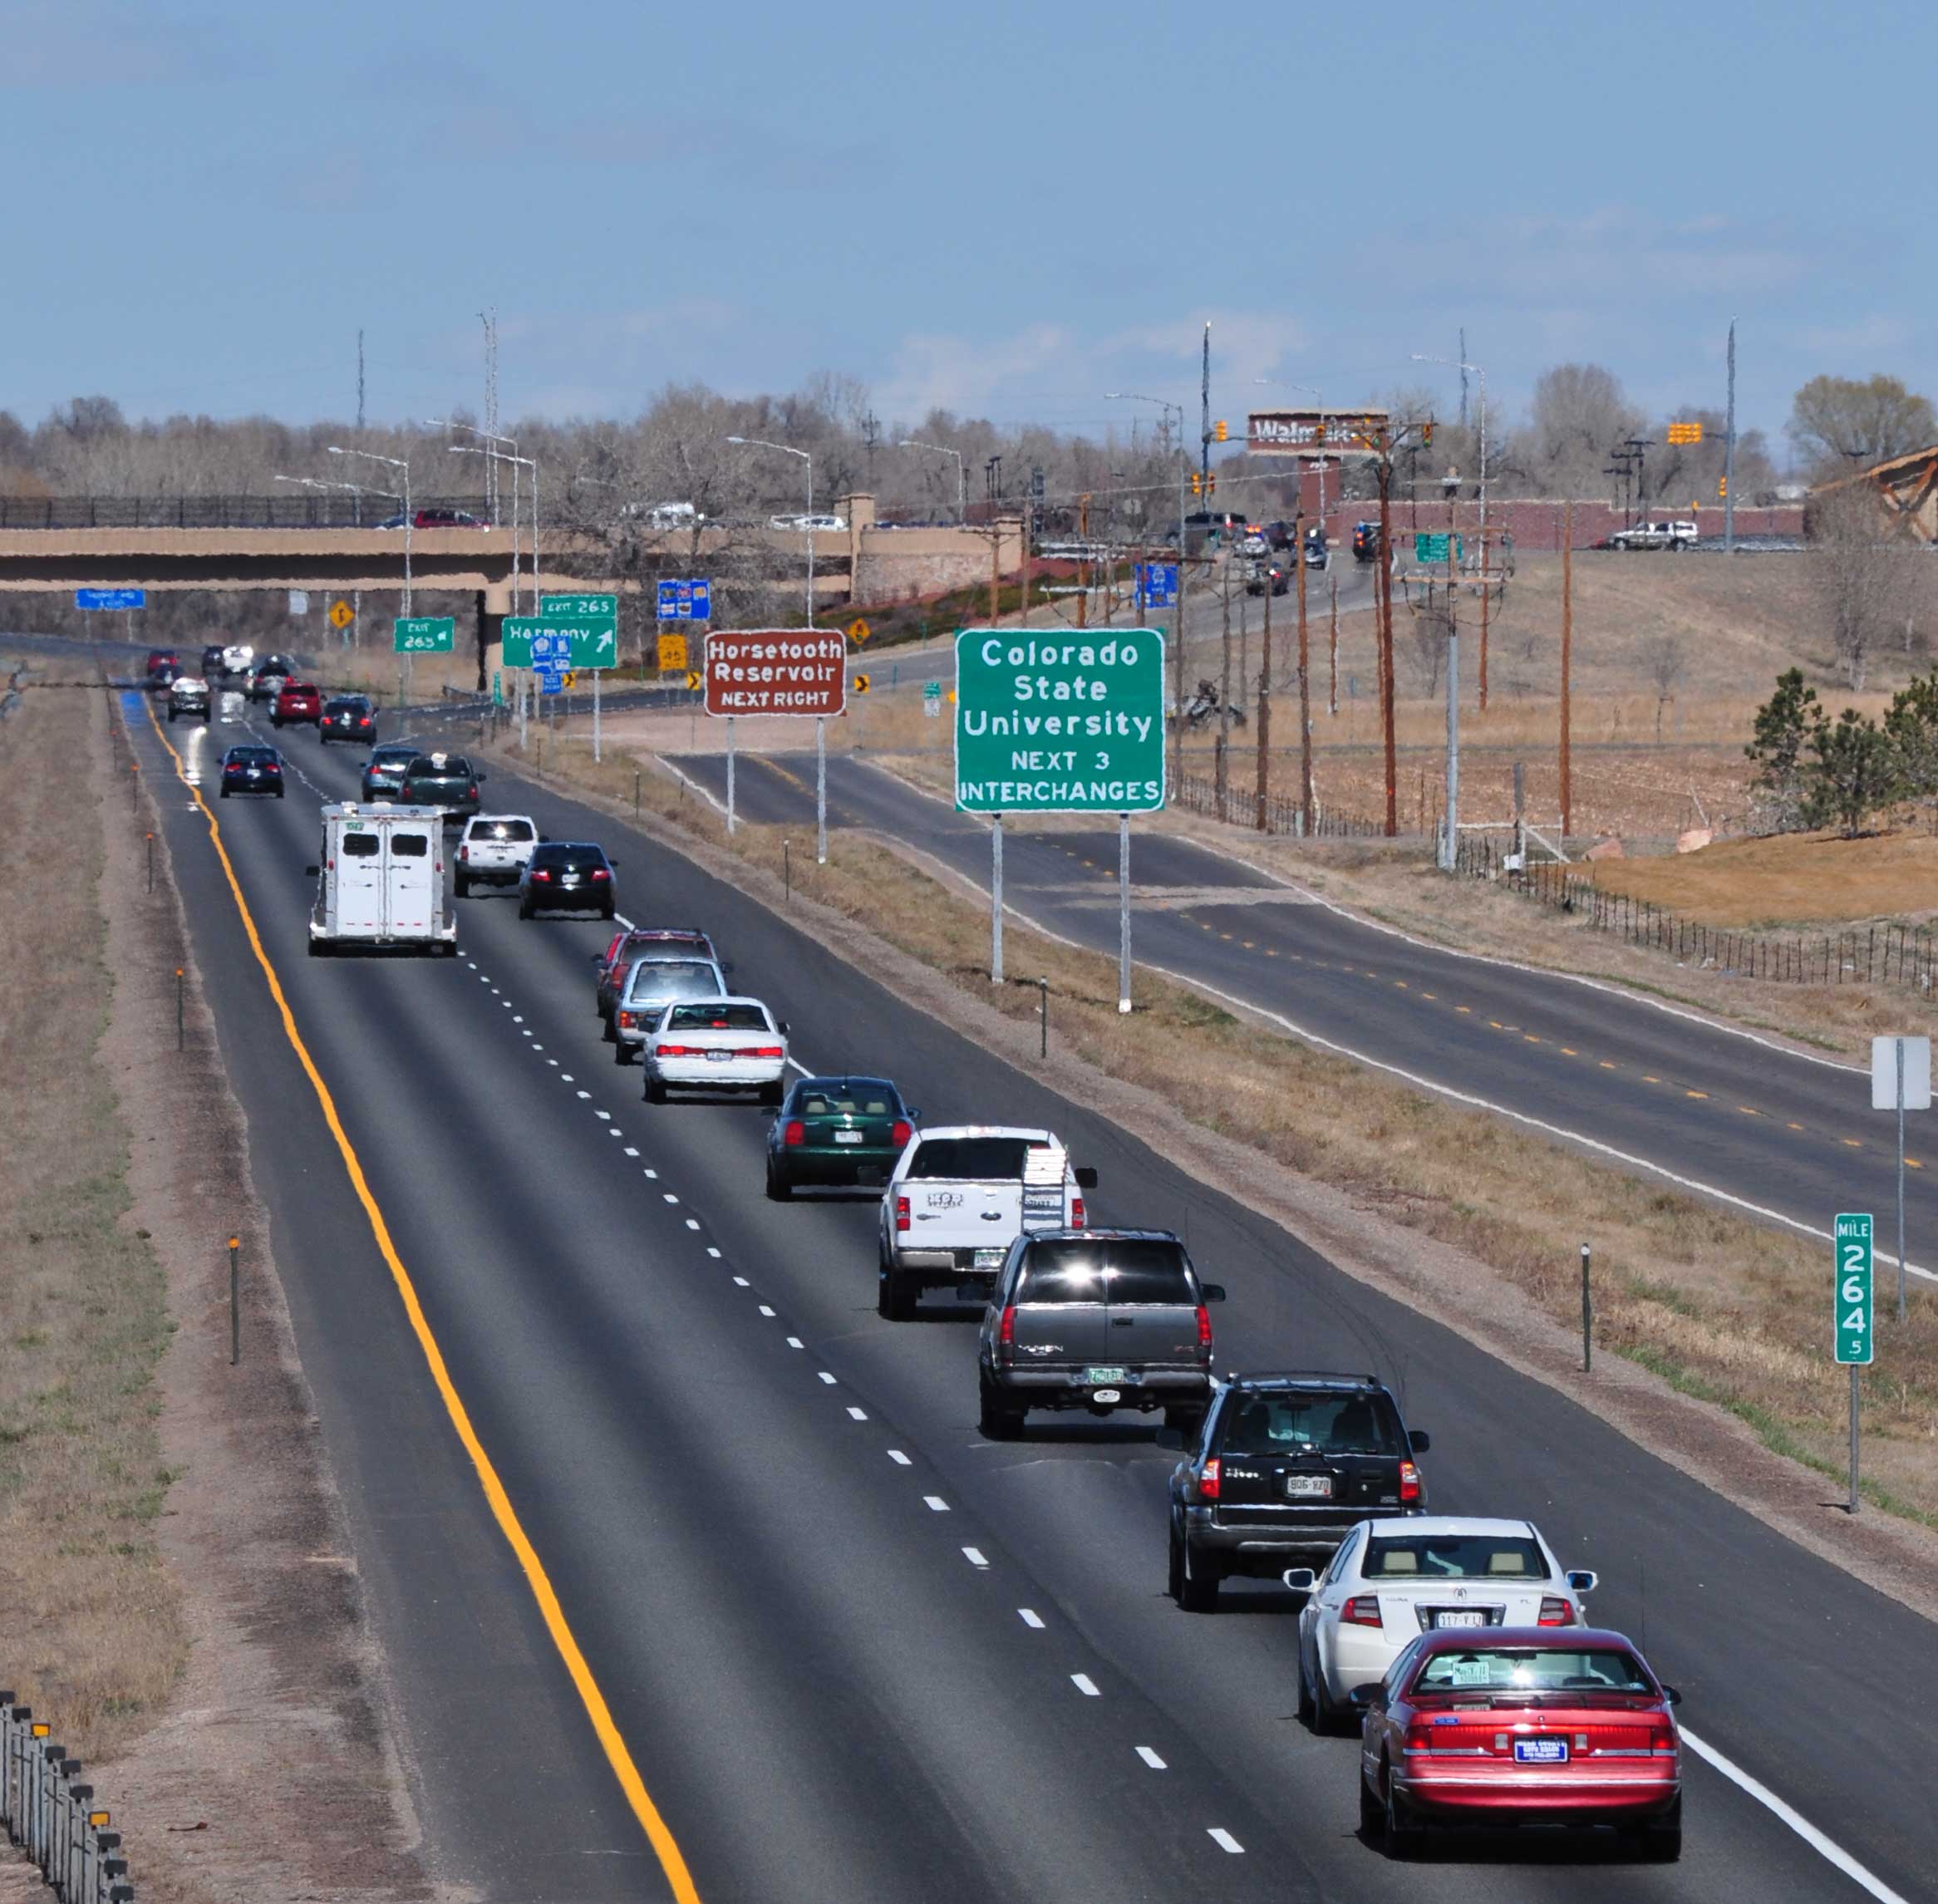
[1017,1608,1044,1629]
[785,1336,804,1349]
[845,1405,868,1420]
[817,1372,838,1386]
[888,1450,912,1466]
[962,1547,988,1568]
[685,1218,701,1230]
[922,1496,949,1513]
[732,1277,750,1288]
[1070,1674,1099,1698]
[758,1306,776,1317]
[1207,1829,1244,1855]
[1136,1747,1166,1770]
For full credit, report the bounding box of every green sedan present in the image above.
[765,1075,917,1200]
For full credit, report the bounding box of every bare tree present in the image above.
[1508,364,1645,499]
[1400,599,1449,696]
[1808,484,1913,691]
[1638,632,1689,740]
[1789,373,1937,472]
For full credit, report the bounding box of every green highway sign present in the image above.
[393,616,455,654]
[502,614,617,670]
[540,592,617,622]
[1414,533,1464,564]
[1835,1212,1874,1365]
[953,627,1167,814]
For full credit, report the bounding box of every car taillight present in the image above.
[1343,1595,1383,1628]
[890,1119,912,1148]
[783,1120,804,1146]
[1195,1304,1212,1349]
[1404,1721,1437,1754]
[1070,1196,1086,1228]
[997,1303,1016,1347]
[1537,1597,1576,1626]
[1198,1458,1221,1501]
[743,1045,785,1059]
[656,1044,699,1057]
[591,868,610,879]
[467,782,479,795]
[458,846,469,860]
[532,869,551,881]
[894,1195,910,1233]
[617,1012,635,1029]
[1399,1460,1422,1503]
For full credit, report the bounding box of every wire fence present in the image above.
[1454,831,1938,994]
[2,1699,134,1902]
[1171,769,1402,839]
[0,494,491,530]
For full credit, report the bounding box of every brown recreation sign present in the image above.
[704,630,848,716]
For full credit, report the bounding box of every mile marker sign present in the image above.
[953,627,1167,814]
[1835,1213,1873,1365]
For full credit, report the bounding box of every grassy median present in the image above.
[0,675,185,1755]
[500,724,1938,1531]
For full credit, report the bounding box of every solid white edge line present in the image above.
[654,759,728,817]
[1682,1727,1911,1904]
[1136,1746,1167,1770]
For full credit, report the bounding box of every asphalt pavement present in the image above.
[121,694,1931,1904]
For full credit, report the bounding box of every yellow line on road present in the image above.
[141,700,704,1903]
[1560,1046,1578,1056]
[1600,1061,1616,1070]
[1843,1138,1864,1149]
[1685,1090,1709,1100]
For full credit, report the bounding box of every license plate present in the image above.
[706,1050,730,1063]
[833,1130,863,1145]
[973,1248,1004,1269]
[1283,1474,1333,1498]
[1084,1365,1127,1385]
[1514,1738,1569,1764]
[1433,1610,1488,1629]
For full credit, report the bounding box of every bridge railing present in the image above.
[0,495,494,530]
[1,1697,135,1902]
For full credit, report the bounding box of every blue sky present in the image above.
[4,0,1931,447]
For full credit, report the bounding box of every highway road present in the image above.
[121,691,1931,1903]
[671,750,1938,1291]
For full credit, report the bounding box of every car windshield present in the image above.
[471,819,534,842]
[1018,1238,1192,1304]
[627,962,720,1002]
[665,1003,770,1031]
[907,1137,1051,1180]
[1364,1536,1546,1581]
[1411,1648,1654,1699]
[1220,1391,1405,1458]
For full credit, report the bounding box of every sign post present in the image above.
[954,626,1168,998]
[703,629,847,841]
[1871,1035,1929,1322]
[540,595,618,762]
[1834,1211,1874,1513]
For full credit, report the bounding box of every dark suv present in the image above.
[519,842,617,918]
[976,1229,1224,1439]
[399,751,484,823]
[1164,1372,1429,1611]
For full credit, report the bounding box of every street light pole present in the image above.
[898,440,966,523]
[1412,351,1489,710]
[328,445,411,613]
[430,419,519,608]
[1106,392,1187,785]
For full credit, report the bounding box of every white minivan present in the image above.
[306,803,457,956]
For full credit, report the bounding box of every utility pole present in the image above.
[1200,322,1212,506]
[1255,571,1272,829]
[1216,558,1232,814]
[1377,450,1398,835]
[1439,533,1459,872]
[1328,573,1339,716]
[1297,524,1314,835]
[861,409,879,492]
[1478,518,1491,712]
[1724,317,1738,554]
[1561,499,1574,838]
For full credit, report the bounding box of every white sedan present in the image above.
[1286,1516,1597,1734]
[641,996,789,1107]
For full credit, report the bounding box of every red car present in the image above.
[272,680,323,727]
[1354,1627,1682,1861]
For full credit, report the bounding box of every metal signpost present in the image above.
[703,630,847,852]
[954,627,1168,1009]
[1871,1034,1929,1321]
[657,578,711,621]
[542,593,617,760]
[1834,1211,1874,1513]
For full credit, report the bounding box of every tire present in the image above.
[642,1075,666,1105]
[977,1372,1023,1439]
[600,1014,615,1041]
[1307,1643,1348,1736]
[219,786,229,798]
[1296,1643,1318,1729]
[1381,1769,1423,1861]
[518,901,534,920]
[1358,1768,1383,1843]
[758,1080,784,1109]
[1626,1798,1681,1862]
[612,1041,634,1066]
[274,787,284,798]
[878,1259,915,1321]
[454,873,470,898]
[765,1162,793,1202]
[1177,1535,1220,1613]
[1163,1405,1205,1438]
[1167,1522,1186,1602]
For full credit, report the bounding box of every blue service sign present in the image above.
[539,672,563,696]
[76,588,146,611]
[1136,563,1178,607]
[530,629,573,665]
[657,578,711,620]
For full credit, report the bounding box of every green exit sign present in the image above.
[393,616,455,654]
[503,614,616,670]
[1835,1213,1873,1365]
[1413,534,1464,565]
[540,593,617,622]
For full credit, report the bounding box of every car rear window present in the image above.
[341,834,381,859]
[799,1089,898,1117]
[907,1137,1050,1181]
[229,748,277,765]
[665,1003,769,1031]
[626,962,721,1001]
[408,755,471,778]
[1365,1536,1544,1581]
[390,833,429,858]
[1018,1238,1192,1304]
[471,819,534,842]
[1219,1391,1405,1458]
[1410,1648,1653,1697]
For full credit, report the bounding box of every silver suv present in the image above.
[612,954,727,1064]
[976,1228,1224,1439]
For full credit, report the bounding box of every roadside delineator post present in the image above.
[175,968,184,1050]
[145,832,153,893]
[1580,1244,1592,1372]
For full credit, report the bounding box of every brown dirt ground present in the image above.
[1,663,432,1903]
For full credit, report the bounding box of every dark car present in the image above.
[145,648,180,690]
[596,927,721,1031]
[1304,527,1331,568]
[248,653,302,701]
[1353,1628,1682,1862]
[1263,519,1296,550]
[1244,562,1290,598]
[218,744,284,799]
[1352,521,1383,563]
[519,842,617,918]
[200,643,228,679]
[976,1228,1224,1440]
[765,1076,917,1199]
[1165,1372,1429,1611]
[361,741,422,801]
[398,750,484,824]
[319,695,377,745]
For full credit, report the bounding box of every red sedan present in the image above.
[1354,1626,1682,1861]
[272,680,323,727]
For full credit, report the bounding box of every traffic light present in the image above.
[1213,419,1228,443]
[1207,474,1217,495]
[1669,421,1704,445]
[1191,471,1203,496]
[1718,477,1728,498]
[1421,422,1434,447]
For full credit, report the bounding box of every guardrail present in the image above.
[1172,769,1397,839]
[0,495,494,530]
[1,1698,134,1901]
[1454,830,1938,994]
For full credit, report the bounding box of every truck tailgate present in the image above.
[904,1180,1023,1262]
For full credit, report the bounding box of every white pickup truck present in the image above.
[454,814,539,896]
[877,1125,1097,1320]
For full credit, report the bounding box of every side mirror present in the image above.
[539,834,551,842]
[1200,1283,1227,1303]
[1281,1567,1317,1594]
[1566,1569,1599,1595]
[1074,1166,1099,1189]
[905,1108,922,1122]
[607,859,619,869]
[1348,1684,1383,1710]
[1660,1684,1683,1708]
[591,953,606,964]
[1409,1429,1432,1454]
[1153,1427,1185,1451]
[778,1021,791,1035]
[304,865,320,878]
[475,770,487,781]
